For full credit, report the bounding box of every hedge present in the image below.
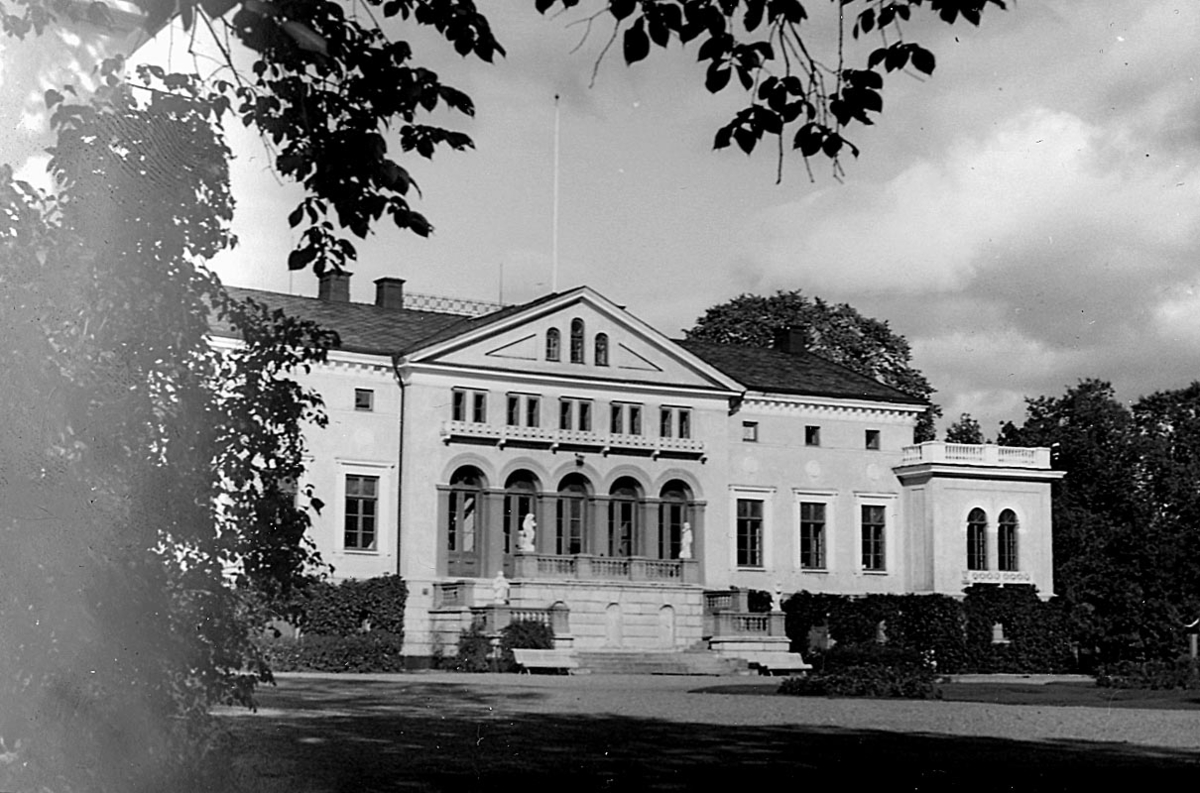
[780,644,939,699]
[783,585,1075,674]
[1096,656,1200,690]
[292,574,408,638]
[260,632,407,673]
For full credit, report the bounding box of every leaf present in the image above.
[867,47,887,70]
[610,0,635,21]
[733,126,756,154]
[287,204,304,228]
[648,13,669,48]
[44,88,64,109]
[287,247,314,271]
[911,46,936,76]
[713,124,733,150]
[858,7,874,33]
[794,123,822,157]
[624,18,650,64]
[705,63,730,93]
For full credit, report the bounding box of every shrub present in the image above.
[260,632,407,673]
[453,623,495,672]
[780,643,939,699]
[295,574,408,638]
[499,619,555,672]
[1096,656,1200,690]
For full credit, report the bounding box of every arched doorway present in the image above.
[555,473,591,555]
[608,477,643,557]
[658,480,693,560]
[503,471,540,574]
[446,466,485,577]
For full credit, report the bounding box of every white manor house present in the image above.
[213,273,1062,665]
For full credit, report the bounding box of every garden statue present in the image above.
[520,513,537,552]
[771,582,783,612]
[492,570,510,605]
[679,522,693,559]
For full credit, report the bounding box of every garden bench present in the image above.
[512,648,579,674]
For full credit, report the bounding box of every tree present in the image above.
[0,68,337,792]
[944,413,985,444]
[686,289,940,440]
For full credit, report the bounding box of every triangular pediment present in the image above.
[402,287,741,393]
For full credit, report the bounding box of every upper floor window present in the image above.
[354,388,374,412]
[742,421,759,442]
[998,509,1019,571]
[344,474,379,552]
[799,501,826,570]
[452,388,487,423]
[967,508,988,571]
[506,393,541,428]
[805,425,821,446]
[570,318,585,363]
[559,397,593,432]
[546,328,561,361]
[660,406,692,439]
[865,429,881,450]
[595,333,609,366]
[610,402,643,435]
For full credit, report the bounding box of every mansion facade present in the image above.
[213,273,1062,662]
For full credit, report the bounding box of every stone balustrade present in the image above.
[513,552,700,584]
[440,420,705,458]
[900,442,1052,469]
[962,569,1033,586]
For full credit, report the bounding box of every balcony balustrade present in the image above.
[441,420,705,459]
[901,442,1052,469]
[961,569,1033,586]
[513,552,701,584]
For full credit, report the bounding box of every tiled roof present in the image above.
[677,339,925,406]
[212,286,472,355]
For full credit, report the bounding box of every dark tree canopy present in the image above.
[686,289,940,440]
[944,412,985,444]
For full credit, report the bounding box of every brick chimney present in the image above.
[317,270,351,302]
[374,277,406,310]
[773,327,807,355]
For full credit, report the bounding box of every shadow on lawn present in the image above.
[215,679,1200,793]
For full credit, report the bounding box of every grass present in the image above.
[206,675,1200,792]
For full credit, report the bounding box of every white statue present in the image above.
[492,570,510,605]
[771,581,783,612]
[520,513,537,552]
[679,522,693,560]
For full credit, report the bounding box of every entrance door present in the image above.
[447,469,483,577]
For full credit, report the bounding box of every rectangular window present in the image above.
[736,498,764,568]
[659,406,693,439]
[505,393,541,428]
[678,409,692,439]
[526,396,540,428]
[660,407,673,438]
[611,403,623,435]
[452,389,487,423]
[506,394,520,426]
[800,502,826,569]
[865,429,881,450]
[742,421,759,442]
[629,405,642,435]
[354,388,374,412]
[612,403,644,435]
[805,425,821,446]
[559,398,593,431]
[344,475,379,551]
[861,504,886,571]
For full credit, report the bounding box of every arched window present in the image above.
[545,328,561,361]
[556,473,590,555]
[447,466,485,576]
[570,318,585,364]
[999,509,1019,571]
[658,480,692,560]
[503,471,539,555]
[608,477,642,557]
[594,333,609,366]
[967,508,987,571]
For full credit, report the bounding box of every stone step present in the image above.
[573,650,753,676]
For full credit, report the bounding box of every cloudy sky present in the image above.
[6,2,1199,435]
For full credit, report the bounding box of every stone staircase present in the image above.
[572,649,755,676]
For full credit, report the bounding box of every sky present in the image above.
[4,1,1199,436]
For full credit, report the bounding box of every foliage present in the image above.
[453,623,496,672]
[747,588,774,613]
[1095,657,1200,691]
[499,619,556,672]
[686,290,940,440]
[944,412,986,444]
[780,643,938,699]
[0,67,335,792]
[999,379,1200,664]
[260,632,407,672]
[783,589,1073,674]
[294,575,408,637]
